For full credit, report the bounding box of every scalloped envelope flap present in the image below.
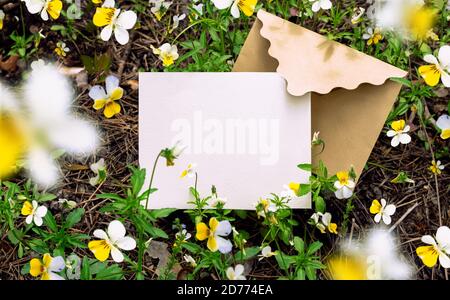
[257,10,407,96]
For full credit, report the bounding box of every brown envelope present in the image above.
[233,10,408,179]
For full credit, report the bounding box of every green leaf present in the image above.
[234,247,260,262]
[296,268,306,280]
[391,77,413,88]
[96,264,123,280]
[314,196,326,213]
[275,252,294,270]
[293,237,305,254]
[38,193,57,202]
[306,241,323,256]
[305,266,317,280]
[297,163,312,172]
[44,211,58,232]
[80,257,91,280]
[298,184,311,196]
[7,229,23,245]
[65,208,85,228]
[28,239,49,254]
[149,208,177,219]
[391,171,415,184]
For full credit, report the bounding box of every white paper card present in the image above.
[139,73,311,209]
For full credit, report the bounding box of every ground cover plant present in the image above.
[0,0,450,280]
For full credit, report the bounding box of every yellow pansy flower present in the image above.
[416,226,450,268]
[180,163,196,178]
[436,114,450,140]
[22,200,48,226]
[419,46,450,88]
[333,171,355,199]
[30,254,65,280]
[212,0,257,18]
[370,199,396,225]
[151,43,179,67]
[54,41,69,58]
[386,120,411,147]
[363,27,383,46]
[150,0,172,21]
[0,10,5,30]
[196,217,232,253]
[310,212,338,234]
[429,160,444,175]
[22,0,63,21]
[89,75,123,118]
[88,220,136,263]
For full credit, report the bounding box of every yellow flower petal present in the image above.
[41,272,51,280]
[391,119,405,132]
[180,169,188,178]
[238,0,257,16]
[288,182,300,195]
[29,258,44,277]
[0,19,3,30]
[419,65,441,87]
[21,201,33,216]
[93,99,107,110]
[42,253,52,268]
[88,240,111,262]
[196,222,209,241]
[110,88,124,101]
[93,7,116,27]
[0,113,27,180]
[47,0,63,20]
[369,199,382,214]
[328,223,338,234]
[162,54,174,67]
[209,217,219,233]
[441,129,450,140]
[103,101,121,118]
[326,256,367,280]
[336,171,349,185]
[416,245,439,268]
[207,236,218,252]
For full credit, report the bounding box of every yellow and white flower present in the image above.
[58,198,77,210]
[419,45,450,87]
[190,3,204,21]
[363,27,383,45]
[89,158,107,186]
[310,212,338,234]
[22,0,63,21]
[212,0,257,18]
[180,163,196,178]
[0,10,5,30]
[54,41,69,58]
[183,254,197,267]
[151,43,179,67]
[170,13,186,33]
[255,198,278,218]
[150,0,172,21]
[258,245,276,261]
[416,226,450,268]
[30,254,65,280]
[436,114,450,140]
[93,0,137,45]
[351,7,365,24]
[88,220,137,262]
[196,217,232,253]
[370,199,396,225]
[176,229,192,242]
[226,264,246,280]
[333,171,355,199]
[21,200,48,227]
[386,120,411,147]
[310,0,332,12]
[89,75,123,118]
[280,182,300,199]
[429,160,444,175]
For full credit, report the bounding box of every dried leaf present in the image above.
[0,55,19,72]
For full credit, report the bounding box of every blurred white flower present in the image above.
[258,246,276,260]
[309,0,332,12]
[170,14,186,32]
[184,254,197,267]
[351,7,365,24]
[150,0,172,21]
[89,158,107,186]
[226,264,246,280]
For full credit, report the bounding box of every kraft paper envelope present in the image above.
[139,73,311,210]
[233,10,408,178]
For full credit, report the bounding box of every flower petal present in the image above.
[117,10,137,29]
[419,65,441,87]
[196,222,209,241]
[116,236,136,251]
[438,45,450,69]
[423,54,439,65]
[230,2,240,18]
[216,236,232,254]
[110,247,124,263]
[436,115,450,131]
[374,213,382,223]
[89,86,107,100]
[436,226,450,249]
[93,229,108,240]
[100,25,113,41]
[114,27,130,45]
[33,215,43,226]
[107,220,126,243]
[49,256,65,273]
[105,75,120,95]
[212,0,233,9]
[215,220,232,237]
[207,236,218,252]
[382,214,392,225]
[384,204,396,216]
[399,133,411,145]
[390,135,400,147]
[103,101,121,118]
[35,206,47,218]
[421,235,436,246]
[416,245,439,267]
[438,252,450,268]
[30,258,43,277]
[88,240,111,262]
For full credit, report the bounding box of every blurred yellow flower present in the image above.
[326,255,368,280]
[363,27,383,45]
[0,113,27,180]
[54,41,69,58]
[403,5,437,41]
[0,10,5,30]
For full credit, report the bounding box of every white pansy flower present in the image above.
[258,246,276,260]
[150,0,172,21]
[151,43,179,67]
[212,0,257,19]
[310,0,332,12]
[93,0,137,45]
[333,171,355,199]
[370,199,396,225]
[226,264,246,280]
[184,255,197,267]
[21,200,48,227]
[351,7,365,24]
[170,14,186,32]
[22,0,63,21]
[180,163,197,179]
[89,158,107,186]
[417,226,450,268]
[386,120,411,147]
[436,114,450,140]
[88,220,137,263]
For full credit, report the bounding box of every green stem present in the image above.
[144,151,162,210]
